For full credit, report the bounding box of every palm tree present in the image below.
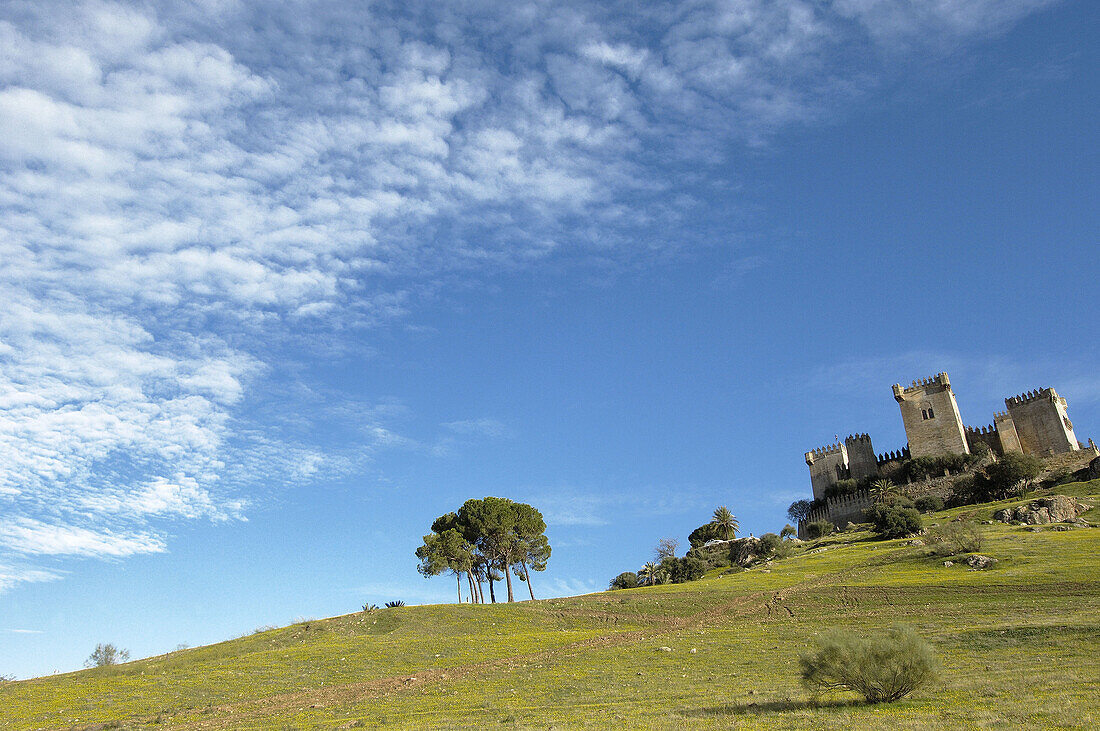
[711,506,740,540]
[639,561,661,586]
[871,479,897,505]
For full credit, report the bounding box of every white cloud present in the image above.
[440,418,508,439]
[0,518,165,557]
[0,0,1059,592]
[0,564,62,594]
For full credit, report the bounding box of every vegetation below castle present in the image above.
[2,479,1098,729]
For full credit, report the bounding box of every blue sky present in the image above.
[0,0,1097,679]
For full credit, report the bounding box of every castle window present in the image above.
[922,406,935,420]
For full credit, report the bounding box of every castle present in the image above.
[804,372,1087,504]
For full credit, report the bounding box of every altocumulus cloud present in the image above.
[0,0,1056,591]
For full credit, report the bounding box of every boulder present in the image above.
[993,496,1085,525]
[966,555,998,570]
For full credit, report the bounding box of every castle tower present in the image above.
[1005,387,1079,455]
[804,442,848,501]
[993,410,1022,454]
[892,372,969,459]
[844,433,880,482]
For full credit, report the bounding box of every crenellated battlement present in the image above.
[965,424,997,436]
[845,433,872,443]
[876,446,910,465]
[892,372,950,396]
[805,442,844,463]
[1006,387,1054,405]
[993,410,1011,421]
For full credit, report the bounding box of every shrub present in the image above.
[686,545,732,570]
[899,453,977,483]
[757,532,783,557]
[85,643,130,668]
[947,473,976,506]
[362,603,379,612]
[609,571,638,590]
[929,522,983,554]
[864,504,922,539]
[914,495,944,513]
[800,625,937,703]
[824,479,858,499]
[780,524,797,540]
[983,453,1043,494]
[803,520,833,540]
[384,600,406,608]
[953,453,1043,505]
[660,555,707,584]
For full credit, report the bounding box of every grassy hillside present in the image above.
[4,480,1100,730]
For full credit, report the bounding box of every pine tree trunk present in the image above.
[488,575,496,603]
[466,572,477,603]
[456,573,462,603]
[504,560,515,603]
[523,561,535,601]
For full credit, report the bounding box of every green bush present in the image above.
[780,524,797,540]
[686,545,732,570]
[953,453,1043,505]
[659,556,707,584]
[608,572,638,590]
[824,479,858,499]
[946,473,976,506]
[803,520,833,540]
[800,625,937,703]
[757,532,782,557]
[898,453,980,483]
[983,452,1043,494]
[929,522,983,554]
[864,504,922,539]
[914,495,944,513]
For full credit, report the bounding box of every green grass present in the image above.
[4,480,1100,730]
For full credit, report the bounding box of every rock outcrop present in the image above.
[993,495,1085,525]
[1089,456,1100,480]
[966,555,998,570]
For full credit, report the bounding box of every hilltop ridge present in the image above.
[2,480,1099,729]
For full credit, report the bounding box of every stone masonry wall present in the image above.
[1006,388,1079,455]
[893,373,969,459]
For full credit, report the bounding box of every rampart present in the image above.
[965,423,1001,455]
